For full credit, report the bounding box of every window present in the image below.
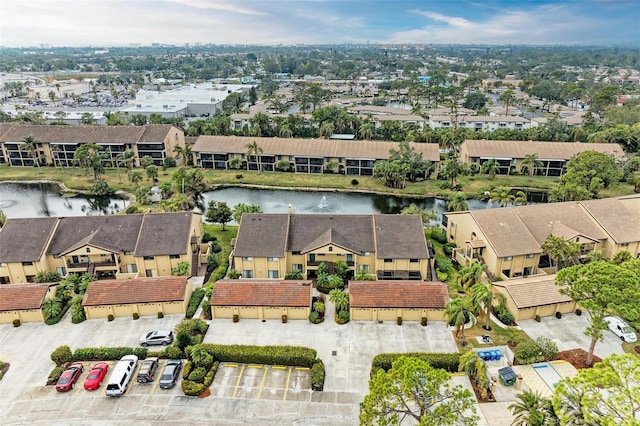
[124,251,133,255]
[127,264,138,273]
[359,265,370,273]
[292,264,303,272]
[292,251,301,255]
[242,256,253,261]
[346,254,353,262]
[143,256,154,260]
[384,259,393,263]
[86,247,91,253]
[501,269,511,278]
[410,259,419,263]
[56,267,67,276]
[328,246,333,252]
[503,256,513,261]
[360,251,370,256]
[21,261,33,266]
[309,254,315,262]
[243,270,254,278]
[268,270,278,279]
[170,254,180,259]
[267,257,278,262]
[145,269,155,277]
[525,254,535,259]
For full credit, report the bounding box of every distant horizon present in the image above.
[1,0,638,48]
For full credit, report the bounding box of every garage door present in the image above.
[86,305,109,319]
[378,308,397,321]
[138,303,158,316]
[113,304,133,317]
[402,309,421,321]
[263,307,281,319]
[0,311,15,324]
[351,308,372,321]
[213,306,234,319]
[239,307,259,319]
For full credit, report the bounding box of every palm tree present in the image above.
[245,140,263,172]
[457,262,487,293]
[319,122,334,139]
[498,88,515,116]
[447,192,469,212]
[128,170,143,188]
[279,124,293,138]
[509,390,557,426]
[470,281,501,330]
[490,186,515,207]
[173,145,192,166]
[42,297,63,320]
[359,121,374,140]
[328,289,349,312]
[480,159,500,180]
[20,135,41,171]
[445,296,475,346]
[520,153,543,177]
[513,191,527,206]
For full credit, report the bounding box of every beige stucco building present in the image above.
[493,275,578,321]
[443,195,640,280]
[349,281,449,322]
[0,283,57,323]
[0,212,205,284]
[210,280,312,320]
[232,214,431,281]
[82,276,192,319]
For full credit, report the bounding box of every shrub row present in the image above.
[203,361,219,387]
[71,347,148,362]
[181,380,205,396]
[147,345,183,359]
[514,337,559,365]
[47,366,65,385]
[193,344,317,368]
[493,304,516,326]
[370,352,461,376]
[186,287,205,318]
[311,359,325,391]
[430,229,448,244]
[45,302,71,326]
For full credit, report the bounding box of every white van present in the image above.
[604,316,637,343]
[105,355,138,396]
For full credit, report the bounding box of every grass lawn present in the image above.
[457,322,532,352]
[202,223,237,284]
[622,341,640,359]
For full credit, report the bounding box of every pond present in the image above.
[0,182,129,218]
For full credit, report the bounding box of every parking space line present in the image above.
[295,367,310,371]
[256,366,268,399]
[231,365,245,398]
[272,366,286,370]
[150,371,161,394]
[225,364,238,368]
[248,365,262,369]
[125,364,141,395]
[282,367,292,400]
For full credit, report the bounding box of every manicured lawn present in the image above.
[457,322,531,351]
[202,223,238,284]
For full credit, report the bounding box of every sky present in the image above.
[1,0,638,48]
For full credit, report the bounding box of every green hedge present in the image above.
[193,344,316,368]
[45,302,71,325]
[183,361,193,379]
[51,345,73,366]
[71,347,148,361]
[370,353,461,376]
[311,359,325,391]
[186,287,205,318]
[181,380,205,396]
[47,366,64,385]
[203,361,219,387]
[188,367,207,382]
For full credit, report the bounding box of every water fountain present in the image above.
[319,195,329,209]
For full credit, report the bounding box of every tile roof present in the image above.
[134,212,193,256]
[191,136,440,162]
[287,214,376,254]
[349,281,449,309]
[210,280,312,307]
[233,214,289,258]
[373,215,429,259]
[0,125,146,144]
[580,198,640,244]
[0,217,58,262]
[461,139,626,162]
[431,115,530,123]
[469,209,541,257]
[82,276,188,306]
[0,283,52,311]
[138,124,174,142]
[300,227,359,254]
[494,275,573,308]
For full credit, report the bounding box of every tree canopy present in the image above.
[359,356,479,426]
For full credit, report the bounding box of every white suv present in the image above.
[603,316,637,343]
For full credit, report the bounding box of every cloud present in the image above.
[167,0,269,16]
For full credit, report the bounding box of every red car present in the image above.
[84,362,109,391]
[55,362,84,392]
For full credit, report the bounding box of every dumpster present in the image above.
[498,366,517,386]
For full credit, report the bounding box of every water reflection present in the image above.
[0,182,129,218]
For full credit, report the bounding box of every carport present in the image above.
[82,276,192,319]
[0,283,56,323]
[348,281,449,322]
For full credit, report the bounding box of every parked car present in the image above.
[137,357,159,383]
[84,362,109,391]
[604,316,637,343]
[56,362,84,392]
[139,330,173,347]
[159,359,182,389]
[106,355,138,397]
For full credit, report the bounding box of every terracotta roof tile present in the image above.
[82,276,188,306]
[0,283,52,311]
[349,281,449,309]
[211,280,312,307]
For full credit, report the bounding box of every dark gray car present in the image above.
[159,359,182,389]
